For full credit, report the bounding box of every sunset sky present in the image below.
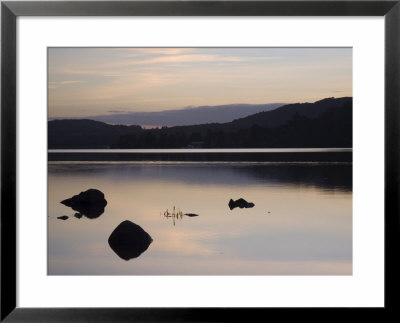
[48,47,352,119]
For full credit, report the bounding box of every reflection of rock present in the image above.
[108,220,153,261]
[57,215,69,220]
[184,213,199,217]
[61,189,107,219]
[228,198,255,210]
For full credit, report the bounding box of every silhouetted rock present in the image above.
[74,213,83,219]
[228,198,255,210]
[184,213,199,217]
[57,215,69,220]
[61,189,107,219]
[108,220,153,261]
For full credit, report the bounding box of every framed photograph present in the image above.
[1,0,399,321]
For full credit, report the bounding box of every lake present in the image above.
[48,149,352,275]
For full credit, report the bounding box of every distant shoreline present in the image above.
[48,148,352,162]
[48,148,352,153]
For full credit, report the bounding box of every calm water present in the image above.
[48,151,352,275]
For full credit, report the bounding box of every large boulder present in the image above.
[228,198,255,210]
[108,220,153,261]
[61,189,107,219]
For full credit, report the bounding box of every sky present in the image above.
[48,47,352,119]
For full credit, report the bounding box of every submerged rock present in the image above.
[108,220,153,261]
[184,213,199,217]
[228,198,255,210]
[57,215,69,220]
[61,189,107,219]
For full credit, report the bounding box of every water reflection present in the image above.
[163,206,183,226]
[50,162,352,192]
[108,220,153,260]
[237,164,352,191]
[162,206,199,226]
[48,161,352,275]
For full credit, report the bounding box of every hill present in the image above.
[48,97,352,149]
[48,119,141,149]
[81,103,284,126]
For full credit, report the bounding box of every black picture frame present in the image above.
[1,1,399,321]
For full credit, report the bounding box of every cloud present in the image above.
[48,80,82,89]
[51,49,280,77]
[104,53,277,68]
[107,110,128,114]
[122,48,196,56]
[48,48,352,117]
[102,74,121,78]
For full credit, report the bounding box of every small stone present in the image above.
[184,213,199,217]
[228,198,255,210]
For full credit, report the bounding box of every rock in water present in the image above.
[184,213,199,217]
[57,215,69,220]
[108,220,153,261]
[61,189,107,219]
[228,198,255,210]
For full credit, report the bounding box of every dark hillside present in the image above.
[225,97,352,131]
[48,97,352,149]
[48,119,141,149]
